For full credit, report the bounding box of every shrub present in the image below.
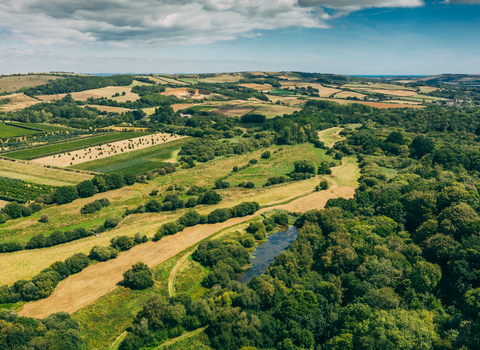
[272,212,289,225]
[104,216,121,229]
[124,173,137,186]
[245,181,255,189]
[246,222,266,234]
[3,202,22,219]
[208,209,231,224]
[134,233,148,244]
[178,210,201,227]
[122,262,154,290]
[294,160,316,174]
[214,180,230,189]
[0,240,24,253]
[145,200,162,212]
[25,234,46,250]
[111,236,134,251]
[39,213,49,223]
[45,231,67,246]
[65,253,90,274]
[261,151,271,159]
[185,197,198,208]
[199,190,222,205]
[156,222,184,239]
[89,245,118,262]
[316,180,329,191]
[240,235,255,248]
[21,206,32,217]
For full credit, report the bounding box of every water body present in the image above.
[238,226,298,284]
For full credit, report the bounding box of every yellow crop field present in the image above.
[37,86,140,102]
[0,74,63,94]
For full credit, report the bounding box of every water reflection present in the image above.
[238,226,298,284]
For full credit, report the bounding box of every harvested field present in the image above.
[211,106,255,117]
[3,132,151,160]
[317,98,425,109]
[70,137,189,174]
[356,88,418,97]
[195,74,243,83]
[280,82,340,97]
[0,159,92,186]
[0,74,62,94]
[265,95,306,106]
[0,200,10,209]
[170,103,198,112]
[418,86,439,93]
[0,93,43,112]
[238,83,274,90]
[32,133,184,167]
[252,104,301,118]
[162,88,210,100]
[154,76,189,85]
[333,91,366,99]
[37,86,140,102]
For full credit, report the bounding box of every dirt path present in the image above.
[155,327,206,349]
[168,251,193,297]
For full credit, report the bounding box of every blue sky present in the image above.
[0,0,478,75]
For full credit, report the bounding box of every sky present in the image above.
[0,0,479,75]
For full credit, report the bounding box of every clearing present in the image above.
[0,200,10,209]
[37,86,140,102]
[0,93,43,112]
[0,158,93,186]
[162,88,211,100]
[280,82,340,97]
[238,83,274,91]
[32,133,185,167]
[0,74,62,94]
[333,91,366,99]
[318,127,345,148]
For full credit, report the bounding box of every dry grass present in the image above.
[0,74,62,94]
[32,133,184,167]
[0,159,93,186]
[37,86,140,102]
[316,98,425,109]
[0,93,43,112]
[238,83,274,91]
[153,76,189,85]
[333,91,366,99]
[162,88,210,100]
[212,106,255,117]
[356,88,418,97]
[252,104,301,118]
[280,82,340,97]
[418,86,439,93]
[195,74,243,83]
[0,200,10,209]
[265,95,306,106]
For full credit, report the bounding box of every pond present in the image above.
[237,226,298,284]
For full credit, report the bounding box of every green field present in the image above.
[70,137,190,175]
[2,132,152,160]
[0,123,39,138]
[269,89,295,95]
[9,122,77,133]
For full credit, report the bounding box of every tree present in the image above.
[111,236,134,251]
[409,261,442,294]
[122,262,154,290]
[199,190,222,205]
[53,186,79,205]
[3,202,23,219]
[410,136,435,159]
[89,245,118,261]
[26,234,46,250]
[39,213,49,223]
[293,160,316,174]
[76,180,95,198]
[104,216,121,229]
[65,253,89,274]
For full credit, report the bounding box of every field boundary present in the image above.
[4,122,43,133]
[168,251,193,297]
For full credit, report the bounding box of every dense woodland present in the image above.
[3,75,480,349]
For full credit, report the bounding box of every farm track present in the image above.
[168,251,193,297]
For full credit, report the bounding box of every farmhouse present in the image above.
[179,113,193,118]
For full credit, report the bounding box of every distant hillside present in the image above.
[416,74,480,85]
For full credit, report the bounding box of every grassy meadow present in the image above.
[0,123,39,138]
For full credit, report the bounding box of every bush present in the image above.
[124,173,137,186]
[45,231,68,246]
[65,253,90,274]
[214,180,230,189]
[134,233,148,244]
[3,202,23,219]
[272,212,289,225]
[178,210,201,227]
[198,190,222,205]
[104,216,121,229]
[122,262,154,290]
[81,198,110,214]
[261,151,271,159]
[245,181,255,189]
[21,206,32,217]
[208,208,231,224]
[89,245,118,262]
[240,235,255,248]
[316,180,329,191]
[0,240,24,253]
[156,222,184,239]
[241,113,267,123]
[185,197,198,208]
[39,213,49,223]
[111,236,134,251]
[25,234,46,250]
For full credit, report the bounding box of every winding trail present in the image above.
[168,251,193,297]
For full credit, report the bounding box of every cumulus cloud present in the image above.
[0,0,426,47]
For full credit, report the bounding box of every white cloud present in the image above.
[0,0,425,47]
[444,0,480,3]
